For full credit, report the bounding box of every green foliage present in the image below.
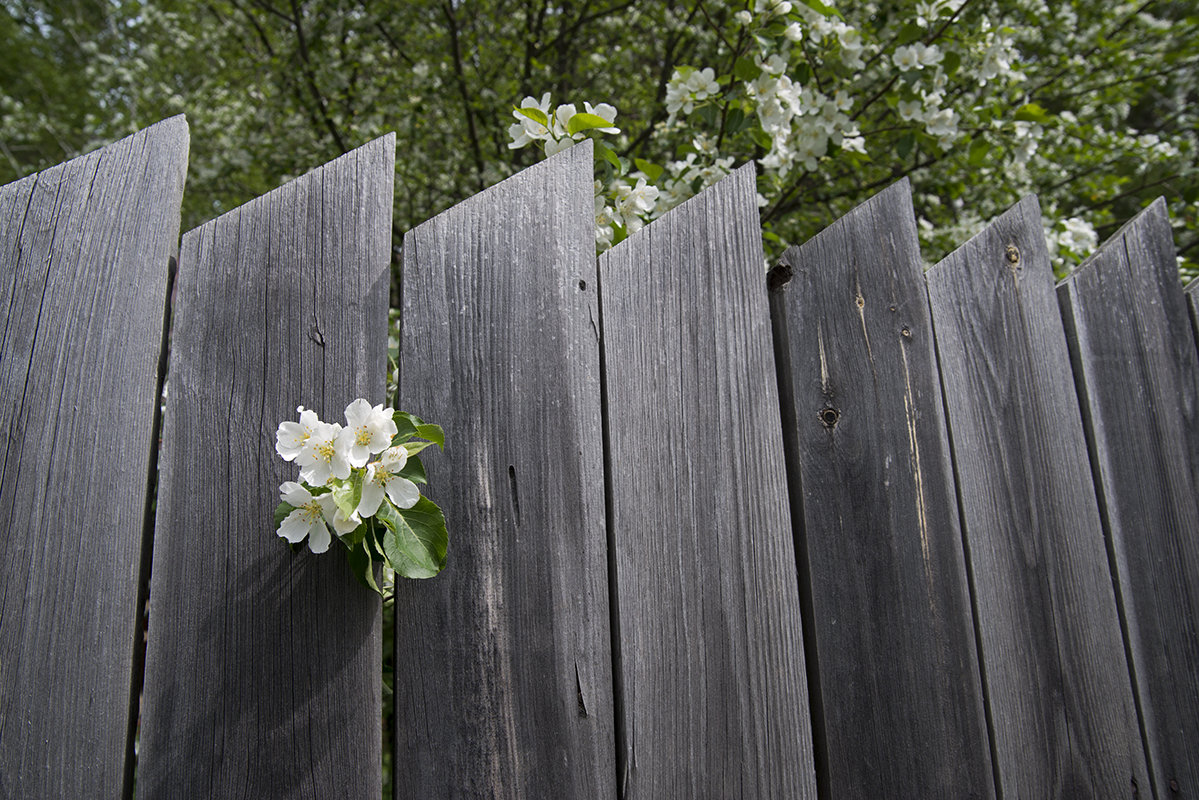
[1,0,1194,274]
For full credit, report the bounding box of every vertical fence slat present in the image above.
[771,180,994,797]
[1057,199,1199,796]
[0,117,187,799]
[927,196,1148,796]
[136,135,393,799]
[392,141,615,798]
[599,165,816,799]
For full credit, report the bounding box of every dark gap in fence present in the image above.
[593,253,629,800]
[767,274,830,800]
[121,250,179,800]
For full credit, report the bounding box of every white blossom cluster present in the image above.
[274,400,418,553]
[507,93,619,156]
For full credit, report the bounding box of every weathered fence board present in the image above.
[771,180,993,798]
[1057,199,1199,797]
[0,117,187,799]
[136,135,393,798]
[927,196,1148,796]
[599,165,816,799]
[392,141,615,798]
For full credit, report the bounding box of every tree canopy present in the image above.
[2,0,1196,276]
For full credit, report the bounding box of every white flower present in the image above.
[915,43,943,68]
[617,177,660,217]
[892,45,921,71]
[508,93,552,149]
[925,108,960,140]
[339,398,397,468]
[357,447,420,517]
[583,102,621,134]
[1060,217,1098,254]
[735,9,753,25]
[296,419,351,485]
[784,21,804,42]
[551,103,578,139]
[275,405,320,461]
[277,482,336,553]
[897,99,923,121]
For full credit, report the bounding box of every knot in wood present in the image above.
[1004,244,1020,265]
[818,406,841,429]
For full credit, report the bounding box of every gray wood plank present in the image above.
[0,116,188,799]
[136,135,393,799]
[1058,199,1199,797]
[771,179,994,798]
[392,141,614,798]
[927,196,1148,797]
[599,164,816,799]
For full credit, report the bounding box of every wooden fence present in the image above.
[1,115,1196,799]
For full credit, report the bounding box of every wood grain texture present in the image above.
[0,117,188,800]
[392,141,614,799]
[136,135,393,799]
[600,164,816,799]
[927,196,1148,798]
[1057,199,1199,798]
[771,180,993,798]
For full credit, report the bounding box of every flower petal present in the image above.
[357,481,385,518]
[279,481,311,507]
[278,508,312,543]
[307,518,332,553]
[385,476,420,509]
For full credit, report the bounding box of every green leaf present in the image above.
[399,454,427,485]
[402,439,437,457]
[968,136,991,165]
[346,537,382,595]
[942,50,961,76]
[750,127,773,150]
[895,22,924,46]
[697,103,719,127]
[333,470,365,517]
[390,411,443,449]
[799,0,842,18]
[725,107,746,134]
[376,496,448,579]
[594,140,621,170]
[733,56,759,82]
[567,112,616,136]
[513,106,548,127]
[794,62,812,86]
[414,422,444,449]
[896,132,917,160]
[1014,103,1052,124]
[274,501,296,529]
[634,158,664,183]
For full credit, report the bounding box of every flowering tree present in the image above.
[503,0,1197,276]
[2,0,1195,277]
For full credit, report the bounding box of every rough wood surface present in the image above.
[0,117,188,800]
[599,165,816,799]
[1058,199,1199,798]
[136,136,393,799]
[771,180,993,798]
[392,141,614,799]
[927,196,1148,797]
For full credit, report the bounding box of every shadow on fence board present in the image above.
[770,179,993,798]
[136,135,393,799]
[0,117,187,799]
